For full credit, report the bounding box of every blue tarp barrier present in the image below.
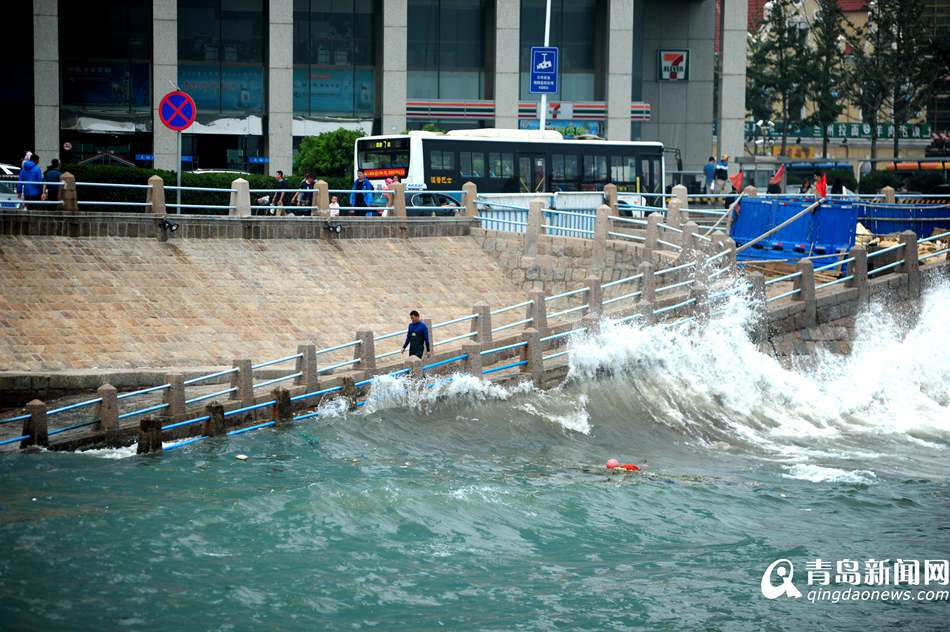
[855,201,950,237]
[730,198,857,264]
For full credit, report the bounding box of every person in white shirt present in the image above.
[329,195,341,217]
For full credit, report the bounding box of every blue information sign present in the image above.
[529,47,559,94]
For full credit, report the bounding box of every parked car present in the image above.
[0,163,23,209]
[408,192,460,216]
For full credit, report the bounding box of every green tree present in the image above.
[745,30,776,128]
[852,8,889,160]
[805,0,850,158]
[294,128,366,177]
[753,0,812,156]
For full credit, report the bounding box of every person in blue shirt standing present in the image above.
[17,154,44,209]
[350,170,374,216]
[401,310,431,360]
[703,156,716,194]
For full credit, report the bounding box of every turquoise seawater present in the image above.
[1,285,949,631]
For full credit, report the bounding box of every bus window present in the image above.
[611,155,635,182]
[488,153,513,178]
[584,154,608,181]
[430,150,454,171]
[460,151,485,178]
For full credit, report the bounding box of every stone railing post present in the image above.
[690,281,709,318]
[60,172,78,213]
[391,181,406,218]
[271,387,294,426]
[846,244,869,304]
[725,237,737,271]
[582,312,601,335]
[680,221,698,255]
[472,302,492,347]
[672,183,688,209]
[315,179,330,214]
[794,259,817,327]
[899,230,920,297]
[747,271,768,343]
[423,319,433,352]
[96,384,119,433]
[355,329,377,373]
[163,373,187,420]
[524,198,544,257]
[521,328,543,387]
[295,344,318,391]
[528,290,548,336]
[586,276,603,315]
[881,186,896,204]
[229,178,251,217]
[592,204,610,270]
[645,213,660,254]
[603,183,618,216]
[22,399,48,449]
[204,401,226,436]
[462,181,478,216]
[637,261,656,324]
[462,342,482,376]
[147,175,166,215]
[743,185,758,198]
[230,359,254,406]
[137,418,163,454]
[666,197,683,229]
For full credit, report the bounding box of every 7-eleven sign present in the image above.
[658,49,689,81]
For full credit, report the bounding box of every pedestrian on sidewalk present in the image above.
[17,154,44,209]
[703,156,716,194]
[290,172,316,216]
[350,169,374,216]
[43,158,62,202]
[401,310,431,360]
[714,154,729,193]
[271,170,289,214]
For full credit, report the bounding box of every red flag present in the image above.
[729,171,744,193]
[815,174,828,198]
[768,164,785,185]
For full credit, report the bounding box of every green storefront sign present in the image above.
[745,121,932,140]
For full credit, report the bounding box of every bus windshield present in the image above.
[356,138,410,179]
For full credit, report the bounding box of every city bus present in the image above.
[354,129,665,207]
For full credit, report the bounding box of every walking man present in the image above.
[272,170,289,214]
[350,169,374,216]
[290,172,316,216]
[401,310,431,360]
[17,154,43,209]
[703,156,715,194]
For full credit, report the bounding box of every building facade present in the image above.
[22,0,747,176]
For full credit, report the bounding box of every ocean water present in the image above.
[1,281,949,631]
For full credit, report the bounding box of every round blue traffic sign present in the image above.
[159,91,197,132]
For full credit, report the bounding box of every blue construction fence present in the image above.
[730,198,857,262]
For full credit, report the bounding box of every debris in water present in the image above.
[236,454,249,461]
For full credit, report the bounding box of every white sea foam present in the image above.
[76,444,140,459]
[782,464,877,484]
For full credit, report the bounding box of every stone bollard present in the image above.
[603,183,618,216]
[672,183,688,209]
[229,178,251,217]
[60,172,78,213]
[295,344,318,391]
[147,175,166,215]
[666,197,683,230]
[690,281,709,318]
[230,359,254,406]
[582,312,601,336]
[747,271,768,343]
[586,276,603,315]
[462,181,478,217]
[462,342,482,376]
[340,376,361,410]
[391,181,406,218]
[406,355,423,379]
[592,204,610,270]
[637,261,656,324]
[794,259,817,327]
[204,401,226,436]
[528,290,548,336]
[316,179,330,214]
[471,302,492,346]
[423,318,434,351]
[136,417,163,454]
[521,328,543,387]
[22,399,48,449]
[846,244,869,305]
[638,299,656,325]
[881,186,896,204]
[271,387,294,426]
[524,199,544,257]
[645,213,661,254]
[680,221,698,255]
[899,230,920,297]
[725,237,738,271]
[163,373,187,420]
[96,384,119,433]
[355,329,377,374]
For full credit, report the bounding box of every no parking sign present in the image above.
[159,91,197,131]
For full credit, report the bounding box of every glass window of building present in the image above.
[519,0,606,101]
[293,0,379,118]
[179,0,266,114]
[60,0,152,112]
[407,0,491,100]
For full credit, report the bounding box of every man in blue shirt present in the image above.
[703,156,715,194]
[17,155,44,209]
[401,310,431,359]
[350,170,375,216]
